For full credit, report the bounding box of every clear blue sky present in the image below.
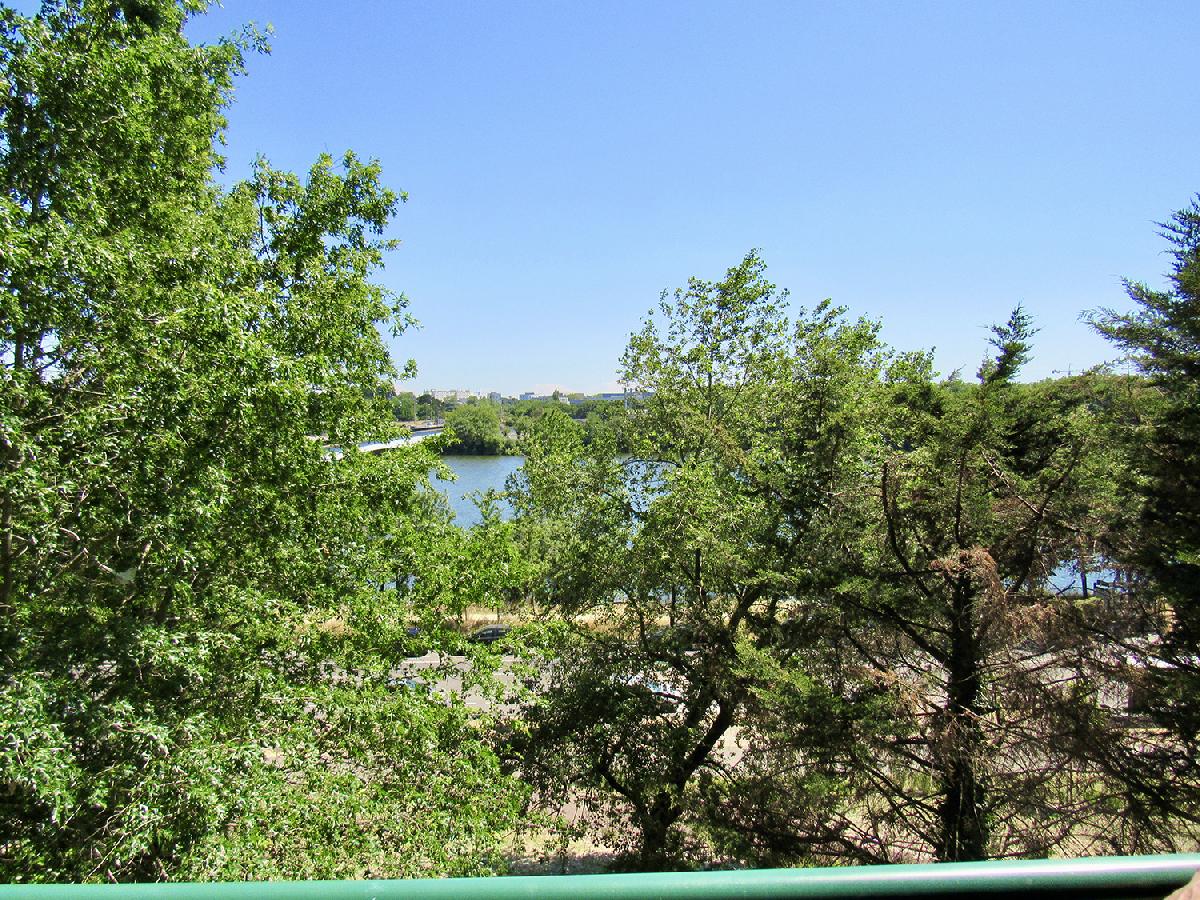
[54,2,1200,394]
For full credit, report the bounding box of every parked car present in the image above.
[469,624,511,646]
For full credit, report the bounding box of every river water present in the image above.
[434,455,524,527]
[433,455,1102,596]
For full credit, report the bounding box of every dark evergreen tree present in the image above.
[1092,198,1200,760]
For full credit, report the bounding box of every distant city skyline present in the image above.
[164,1,1200,397]
[403,384,623,400]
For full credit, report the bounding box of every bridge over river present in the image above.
[325,424,444,460]
[358,423,444,454]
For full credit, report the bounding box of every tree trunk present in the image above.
[935,583,987,861]
[636,792,682,870]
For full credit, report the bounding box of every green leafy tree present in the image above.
[416,392,446,420]
[443,400,506,455]
[581,400,631,451]
[0,0,524,879]
[393,390,418,421]
[508,254,890,869]
[505,398,557,442]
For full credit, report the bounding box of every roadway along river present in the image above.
[393,651,522,711]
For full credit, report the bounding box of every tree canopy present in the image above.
[507,251,1199,868]
[510,254,890,867]
[1087,197,1200,827]
[0,0,525,880]
[443,401,508,455]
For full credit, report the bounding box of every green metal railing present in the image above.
[3,856,1198,900]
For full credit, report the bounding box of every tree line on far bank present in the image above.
[2,0,1199,882]
[388,392,633,455]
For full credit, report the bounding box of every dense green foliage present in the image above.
[391,391,418,421]
[2,0,1199,881]
[415,392,449,421]
[840,319,1142,859]
[1093,199,1200,693]
[0,0,526,880]
[509,255,894,868]
[1086,198,1200,826]
[507,252,1200,867]
[443,401,508,455]
[504,397,631,452]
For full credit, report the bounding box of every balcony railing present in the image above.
[2,855,1198,900]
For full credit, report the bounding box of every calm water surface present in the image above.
[434,455,524,527]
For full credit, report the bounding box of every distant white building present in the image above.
[427,389,477,402]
